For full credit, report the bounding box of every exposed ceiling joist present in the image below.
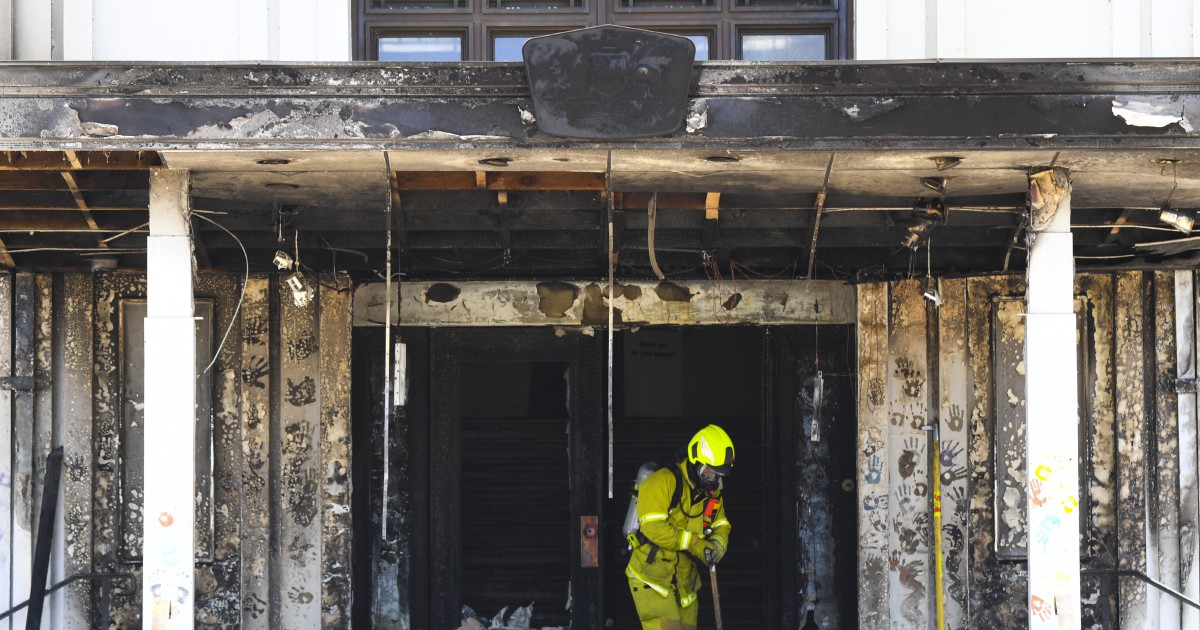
[0,235,13,267]
[396,171,607,191]
[0,150,160,170]
[62,151,108,250]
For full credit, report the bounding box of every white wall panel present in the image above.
[858,0,1199,60]
[40,0,351,61]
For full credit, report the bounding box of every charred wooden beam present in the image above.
[0,150,160,170]
[395,171,606,191]
[61,151,108,250]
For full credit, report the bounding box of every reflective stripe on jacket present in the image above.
[625,461,731,604]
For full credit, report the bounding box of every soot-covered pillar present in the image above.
[1024,167,1080,629]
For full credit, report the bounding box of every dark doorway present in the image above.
[605,327,768,630]
[425,329,605,629]
[352,324,857,629]
[458,360,572,624]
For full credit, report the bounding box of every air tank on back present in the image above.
[622,462,662,539]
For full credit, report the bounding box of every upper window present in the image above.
[740,31,826,60]
[356,0,849,60]
[378,34,465,61]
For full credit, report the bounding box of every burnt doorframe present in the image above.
[422,327,605,630]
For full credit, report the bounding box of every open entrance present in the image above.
[605,327,768,630]
[351,324,857,629]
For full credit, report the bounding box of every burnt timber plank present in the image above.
[966,275,1027,627]
[855,282,890,629]
[1115,271,1151,627]
[0,151,160,170]
[318,274,352,629]
[277,276,322,627]
[240,276,272,629]
[1077,273,1117,625]
[1153,271,1181,627]
[886,279,932,630]
[0,273,11,622]
[1182,272,1200,629]
[30,274,54,610]
[195,272,244,626]
[396,171,605,191]
[57,273,94,629]
[11,273,35,629]
[937,278,970,630]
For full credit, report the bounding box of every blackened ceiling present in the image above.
[1,60,1200,280]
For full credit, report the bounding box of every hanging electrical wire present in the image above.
[193,212,248,374]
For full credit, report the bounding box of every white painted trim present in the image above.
[142,170,196,630]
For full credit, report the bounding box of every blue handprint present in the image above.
[865,454,884,484]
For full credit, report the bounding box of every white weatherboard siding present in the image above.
[857,0,1200,59]
[15,0,350,61]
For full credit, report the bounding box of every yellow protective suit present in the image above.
[625,461,731,630]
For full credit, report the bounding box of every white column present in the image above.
[142,170,196,630]
[1025,167,1081,629]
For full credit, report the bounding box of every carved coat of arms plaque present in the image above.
[522,25,696,140]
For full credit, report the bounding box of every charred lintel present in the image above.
[0,62,1198,151]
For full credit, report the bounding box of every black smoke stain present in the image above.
[722,292,742,311]
[654,281,694,302]
[424,283,461,303]
[581,283,622,326]
[535,281,579,318]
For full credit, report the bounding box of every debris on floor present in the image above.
[457,603,564,630]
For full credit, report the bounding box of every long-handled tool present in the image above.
[705,549,724,630]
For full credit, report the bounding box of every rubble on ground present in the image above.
[456,603,564,630]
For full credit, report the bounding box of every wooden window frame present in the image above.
[355,0,852,60]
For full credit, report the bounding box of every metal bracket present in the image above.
[0,376,50,391]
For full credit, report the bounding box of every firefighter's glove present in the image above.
[708,539,726,564]
[688,537,719,564]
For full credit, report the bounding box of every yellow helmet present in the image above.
[687,424,735,475]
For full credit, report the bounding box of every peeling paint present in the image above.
[357,280,854,327]
[535,281,579,318]
[840,98,905,122]
[1112,99,1195,132]
[653,281,694,302]
[685,99,707,134]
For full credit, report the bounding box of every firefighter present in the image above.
[626,425,734,630]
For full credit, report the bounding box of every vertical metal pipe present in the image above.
[606,151,615,499]
[382,157,394,539]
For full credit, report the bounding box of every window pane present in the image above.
[495,36,533,62]
[741,33,825,61]
[487,0,583,8]
[687,35,709,60]
[373,0,468,9]
[379,36,463,61]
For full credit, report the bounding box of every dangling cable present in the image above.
[647,192,665,280]
[193,213,247,374]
